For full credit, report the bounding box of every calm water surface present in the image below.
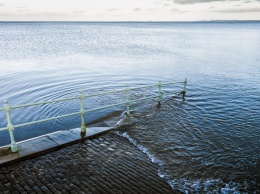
[0,22,260,193]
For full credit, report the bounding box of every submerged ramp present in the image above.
[0,132,180,193]
[0,127,113,166]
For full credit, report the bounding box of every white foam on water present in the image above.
[115,131,164,166]
[115,130,250,193]
[167,178,246,194]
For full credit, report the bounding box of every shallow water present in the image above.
[0,22,260,193]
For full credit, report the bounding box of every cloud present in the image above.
[244,0,256,3]
[133,8,141,11]
[167,0,260,4]
[173,0,228,4]
[0,3,4,6]
[41,11,69,16]
[171,8,180,11]
[106,8,118,12]
[171,8,190,12]
[148,8,157,11]
[163,3,172,6]
[210,6,260,12]
[74,10,86,14]
[17,9,31,13]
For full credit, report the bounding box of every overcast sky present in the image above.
[0,0,259,21]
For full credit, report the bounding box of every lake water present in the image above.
[0,22,260,193]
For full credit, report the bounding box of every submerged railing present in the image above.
[0,79,187,152]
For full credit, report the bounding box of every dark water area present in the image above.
[0,22,260,193]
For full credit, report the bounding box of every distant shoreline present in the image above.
[0,20,260,23]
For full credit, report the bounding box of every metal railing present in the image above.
[0,79,187,152]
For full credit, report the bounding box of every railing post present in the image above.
[182,78,187,100]
[158,81,162,105]
[4,100,18,152]
[126,85,130,116]
[80,91,86,133]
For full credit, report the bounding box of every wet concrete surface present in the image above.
[0,127,113,166]
[0,132,181,194]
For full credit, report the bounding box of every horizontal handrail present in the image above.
[85,102,127,113]
[0,79,187,152]
[130,81,184,90]
[0,92,182,131]
[161,81,184,86]
[129,83,159,90]
[86,89,126,97]
[164,91,183,96]
[1,81,185,110]
[10,96,80,109]
[131,95,158,103]
[14,112,81,128]
[0,127,8,131]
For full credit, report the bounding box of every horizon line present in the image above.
[0,19,260,23]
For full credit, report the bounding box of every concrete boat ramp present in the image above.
[0,127,114,166]
[0,118,181,193]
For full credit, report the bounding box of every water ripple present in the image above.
[1,22,260,193]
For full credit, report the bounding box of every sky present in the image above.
[0,0,260,21]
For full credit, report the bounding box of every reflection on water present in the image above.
[0,22,260,193]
